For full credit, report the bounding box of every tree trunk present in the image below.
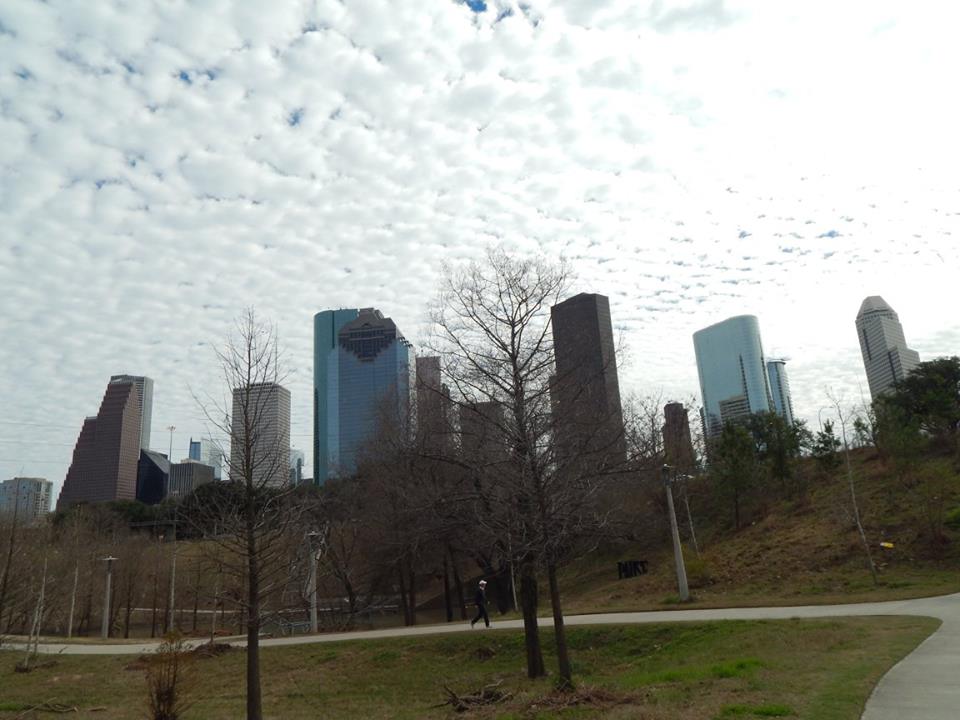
[519,559,545,679]
[150,567,158,638]
[450,550,467,620]
[442,554,453,622]
[546,563,573,689]
[246,524,263,720]
[123,587,133,639]
[406,560,417,626]
[397,565,412,626]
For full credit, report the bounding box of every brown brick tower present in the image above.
[57,378,142,509]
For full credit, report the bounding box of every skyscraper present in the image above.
[57,377,142,509]
[416,356,452,453]
[289,449,305,486]
[331,308,413,479]
[693,315,773,438]
[230,382,291,487]
[314,309,360,485]
[550,292,626,468]
[856,296,921,400]
[765,359,794,426]
[662,403,696,473]
[0,477,53,524]
[109,374,153,450]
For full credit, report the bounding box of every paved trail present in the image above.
[7,592,958,719]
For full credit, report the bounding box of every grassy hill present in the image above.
[559,446,960,614]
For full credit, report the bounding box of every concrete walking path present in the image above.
[5,592,958,719]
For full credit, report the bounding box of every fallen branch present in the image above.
[434,680,512,712]
[14,701,79,718]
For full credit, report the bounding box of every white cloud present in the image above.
[1,0,957,495]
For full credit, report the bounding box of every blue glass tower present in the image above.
[314,308,413,484]
[693,315,774,438]
[314,309,360,486]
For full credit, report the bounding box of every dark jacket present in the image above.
[474,586,487,606]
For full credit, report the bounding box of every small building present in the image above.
[168,459,216,500]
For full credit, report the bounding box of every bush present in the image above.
[944,506,960,532]
[683,550,713,589]
[144,634,193,720]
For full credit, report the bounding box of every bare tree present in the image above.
[425,247,627,688]
[184,308,304,720]
[828,390,878,585]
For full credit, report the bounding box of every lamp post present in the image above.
[817,407,832,433]
[306,531,321,634]
[101,556,118,639]
[662,465,690,602]
[167,504,178,634]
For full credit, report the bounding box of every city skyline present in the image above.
[3,289,953,500]
[2,2,958,495]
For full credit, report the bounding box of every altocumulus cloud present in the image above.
[0,0,958,492]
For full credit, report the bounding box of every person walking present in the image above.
[470,579,490,628]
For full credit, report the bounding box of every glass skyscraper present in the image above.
[765,359,794,426]
[314,308,360,485]
[314,307,413,484]
[693,315,774,437]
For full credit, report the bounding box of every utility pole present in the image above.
[306,531,320,634]
[66,561,79,639]
[101,556,118,639]
[167,504,178,633]
[167,425,176,460]
[662,465,690,602]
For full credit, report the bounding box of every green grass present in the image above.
[0,616,938,719]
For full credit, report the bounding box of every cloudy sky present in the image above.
[1,0,957,497]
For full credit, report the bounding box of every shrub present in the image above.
[144,634,193,720]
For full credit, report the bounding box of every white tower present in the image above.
[855,296,920,400]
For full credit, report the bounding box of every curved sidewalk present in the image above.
[6,592,957,719]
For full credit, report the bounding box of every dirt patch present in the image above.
[522,687,644,717]
[473,646,496,661]
[190,641,235,659]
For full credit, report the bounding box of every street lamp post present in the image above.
[305,531,320,634]
[818,407,832,433]
[101,556,118,639]
[167,504,178,634]
[662,465,690,602]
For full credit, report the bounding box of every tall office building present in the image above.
[314,309,360,485]
[662,403,696,473]
[58,377,143,509]
[693,315,774,438]
[416,356,452,453]
[314,308,413,483]
[0,477,53,524]
[230,382,291,487]
[856,296,921,400]
[109,375,153,450]
[765,359,794,426]
[550,293,626,468]
[289,449,305,486]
